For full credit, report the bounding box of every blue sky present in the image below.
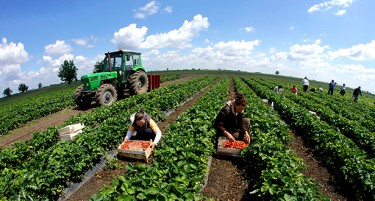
[1,0,375,94]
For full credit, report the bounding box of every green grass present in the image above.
[0,81,80,107]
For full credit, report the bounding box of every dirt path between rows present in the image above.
[0,106,90,148]
[65,77,217,201]
[201,77,252,201]
[289,132,349,200]
[0,76,198,148]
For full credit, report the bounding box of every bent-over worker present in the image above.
[214,93,251,149]
[124,110,161,151]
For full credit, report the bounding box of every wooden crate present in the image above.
[117,140,153,162]
[216,137,249,157]
[58,123,85,135]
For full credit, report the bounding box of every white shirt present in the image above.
[302,79,309,86]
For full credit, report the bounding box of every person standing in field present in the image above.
[352,86,362,103]
[340,84,346,96]
[214,93,251,149]
[301,77,309,92]
[290,85,298,95]
[327,80,336,95]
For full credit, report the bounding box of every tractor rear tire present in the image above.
[130,70,149,95]
[97,84,117,106]
[74,85,91,109]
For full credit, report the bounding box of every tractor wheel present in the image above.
[74,85,91,109]
[129,70,149,95]
[97,84,117,106]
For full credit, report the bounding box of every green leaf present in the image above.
[136,192,147,200]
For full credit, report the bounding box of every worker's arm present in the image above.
[149,119,162,145]
[124,125,135,141]
[214,108,235,142]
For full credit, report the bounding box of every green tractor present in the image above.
[74,50,149,108]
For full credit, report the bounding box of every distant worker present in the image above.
[310,87,317,93]
[124,110,162,151]
[327,80,336,95]
[290,85,298,95]
[301,77,309,92]
[318,87,323,93]
[214,93,251,149]
[352,86,362,103]
[340,84,346,96]
[274,85,283,94]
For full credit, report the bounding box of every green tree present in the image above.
[93,59,105,73]
[275,71,279,75]
[38,83,42,89]
[18,83,29,93]
[58,60,78,84]
[3,87,12,97]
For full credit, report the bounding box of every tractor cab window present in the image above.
[133,55,141,66]
[112,57,122,69]
[125,57,133,67]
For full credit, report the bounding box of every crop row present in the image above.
[256,78,375,158]
[245,78,375,200]
[234,78,328,200]
[0,77,213,172]
[0,86,77,135]
[0,76,217,200]
[303,92,375,132]
[91,78,229,200]
[263,78,375,132]
[160,74,181,83]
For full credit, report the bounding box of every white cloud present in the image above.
[287,40,329,61]
[308,0,352,14]
[328,40,375,61]
[142,39,261,71]
[0,38,29,84]
[134,1,160,19]
[241,26,255,33]
[0,37,29,66]
[290,26,294,30]
[140,14,209,49]
[73,36,96,48]
[335,9,346,15]
[164,6,173,13]
[44,40,72,56]
[111,23,148,50]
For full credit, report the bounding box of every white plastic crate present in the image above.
[59,130,83,141]
[58,123,85,135]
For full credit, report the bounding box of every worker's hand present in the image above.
[244,133,251,144]
[150,143,156,151]
[226,133,235,142]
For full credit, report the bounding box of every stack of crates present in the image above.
[58,123,85,141]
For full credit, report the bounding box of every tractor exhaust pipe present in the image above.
[107,51,112,72]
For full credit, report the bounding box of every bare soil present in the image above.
[65,77,216,201]
[0,106,90,148]
[201,77,252,200]
[289,132,349,201]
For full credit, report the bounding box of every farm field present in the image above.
[0,70,374,200]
